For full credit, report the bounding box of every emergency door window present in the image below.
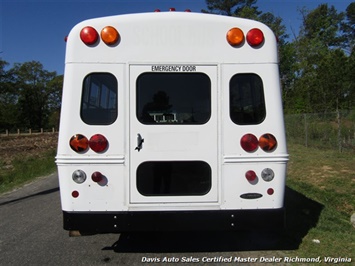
[81,73,117,125]
[230,73,266,125]
[136,73,211,124]
[137,161,211,196]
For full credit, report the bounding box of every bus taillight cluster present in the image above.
[227,27,264,47]
[69,134,108,153]
[80,26,120,46]
[240,133,277,152]
[241,133,277,196]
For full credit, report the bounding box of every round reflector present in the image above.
[267,188,274,195]
[259,133,277,151]
[226,28,244,46]
[185,9,191,12]
[72,170,87,184]
[92,171,103,183]
[70,134,89,152]
[240,134,258,152]
[72,191,79,198]
[245,170,257,182]
[89,134,108,152]
[246,28,264,47]
[169,7,176,11]
[154,9,161,12]
[80,26,99,45]
[261,168,275,182]
[101,26,120,45]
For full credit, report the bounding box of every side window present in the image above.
[81,73,118,125]
[230,73,266,125]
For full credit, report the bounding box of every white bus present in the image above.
[56,8,289,234]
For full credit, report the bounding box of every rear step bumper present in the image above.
[63,208,285,233]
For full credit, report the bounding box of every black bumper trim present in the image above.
[63,208,285,233]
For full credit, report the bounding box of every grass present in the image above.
[0,149,57,194]
[283,143,355,259]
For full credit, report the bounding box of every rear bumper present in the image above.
[63,208,285,233]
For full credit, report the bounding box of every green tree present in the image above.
[202,0,260,17]
[291,4,349,113]
[342,2,355,53]
[0,59,19,130]
[11,61,59,129]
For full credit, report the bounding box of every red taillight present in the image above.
[246,28,264,47]
[259,133,277,151]
[91,171,103,183]
[240,134,258,152]
[89,134,108,152]
[245,170,257,182]
[80,26,99,45]
[70,134,89,152]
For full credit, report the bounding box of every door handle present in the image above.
[135,133,144,152]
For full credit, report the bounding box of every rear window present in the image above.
[136,73,211,124]
[136,161,211,196]
[230,73,266,125]
[81,73,117,125]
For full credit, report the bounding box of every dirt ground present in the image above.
[0,133,58,168]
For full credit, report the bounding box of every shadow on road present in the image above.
[0,187,59,206]
[104,186,324,253]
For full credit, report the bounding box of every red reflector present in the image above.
[69,134,89,152]
[80,26,99,45]
[246,28,264,47]
[89,134,108,152]
[169,7,176,11]
[245,170,257,182]
[154,9,161,12]
[91,171,103,183]
[240,134,258,152]
[259,133,277,151]
[185,9,191,12]
[267,188,274,195]
[72,191,79,198]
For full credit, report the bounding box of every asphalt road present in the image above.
[0,173,288,266]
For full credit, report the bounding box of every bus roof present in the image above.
[65,12,278,65]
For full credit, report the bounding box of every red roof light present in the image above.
[80,26,99,45]
[246,28,264,47]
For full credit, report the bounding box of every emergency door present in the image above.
[129,65,218,203]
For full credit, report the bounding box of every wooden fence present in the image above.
[0,128,57,137]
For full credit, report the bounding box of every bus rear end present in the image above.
[56,10,288,234]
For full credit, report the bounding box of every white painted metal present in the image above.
[57,11,288,213]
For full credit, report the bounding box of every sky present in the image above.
[0,0,352,75]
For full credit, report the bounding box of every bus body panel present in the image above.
[57,11,288,232]
[65,12,278,65]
